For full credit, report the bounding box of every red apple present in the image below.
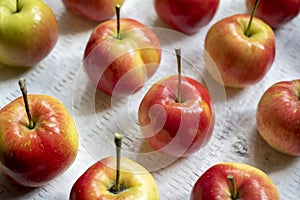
[0,0,59,67]
[70,133,160,199]
[83,6,161,97]
[62,0,125,21]
[138,48,214,157]
[256,80,300,156]
[0,79,79,187]
[154,0,220,34]
[246,0,300,29]
[191,162,280,200]
[204,8,276,87]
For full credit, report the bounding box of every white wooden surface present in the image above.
[0,0,300,199]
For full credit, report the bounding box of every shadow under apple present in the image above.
[0,64,31,82]
[57,10,99,35]
[252,129,297,174]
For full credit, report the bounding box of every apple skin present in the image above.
[256,80,300,156]
[138,75,215,157]
[246,0,300,29]
[204,14,275,88]
[0,0,59,67]
[154,0,220,34]
[83,18,161,97]
[62,0,125,22]
[70,156,160,200]
[0,95,79,187]
[191,162,280,200]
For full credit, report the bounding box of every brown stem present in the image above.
[175,47,182,103]
[228,174,238,200]
[18,79,34,129]
[245,0,260,37]
[114,133,122,193]
[115,5,121,40]
[16,0,19,13]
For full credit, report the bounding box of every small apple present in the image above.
[246,0,300,29]
[0,79,79,187]
[83,5,161,97]
[204,0,275,88]
[191,162,280,200]
[62,0,125,21]
[70,133,160,200]
[256,80,300,156]
[0,0,59,67]
[138,48,215,157]
[154,0,220,34]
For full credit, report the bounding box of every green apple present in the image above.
[0,0,59,67]
[70,133,160,199]
[0,79,78,187]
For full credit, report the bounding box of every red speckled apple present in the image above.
[62,0,125,21]
[138,48,214,157]
[191,162,280,200]
[83,6,161,97]
[204,0,275,88]
[246,0,300,29]
[70,133,159,200]
[154,0,220,34]
[256,80,300,156]
[0,79,78,187]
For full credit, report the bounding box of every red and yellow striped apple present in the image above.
[256,80,300,156]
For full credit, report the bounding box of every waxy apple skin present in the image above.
[191,162,280,200]
[0,95,79,187]
[0,0,59,67]
[256,80,300,156]
[138,75,214,157]
[70,156,160,200]
[62,0,124,21]
[205,14,275,88]
[83,18,161,97]
[154,0,220,34]
[246,0,300,29]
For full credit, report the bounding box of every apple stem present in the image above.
[114,133,122,193]
[175,47,182,103]
[245,0,260,37]
[18,79,34,129]
[16,0,19,12]
[115,5,121,40]
[227,174,238,200]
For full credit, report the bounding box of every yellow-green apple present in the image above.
[191,162,280,199]
[83,5,161,97]
[246,0,300,29]
[256,80,300,156]
[204,0,275,88]
[138,48,214,157]
[154,0,220,34]
[62,0,125,21]
[70,133,160,200]
[0,79,79,187]
[0,0,59,67]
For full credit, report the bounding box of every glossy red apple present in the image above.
[0,79,79,187]
[204,0,275,87]
[138,48,214,157]
[256,80,300,156]
[154,0,220,34]
[246,0,300,29]
[191,162,280,199]
[62,0,125,21]
[83,5,161,97]
[70,133,160,199]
